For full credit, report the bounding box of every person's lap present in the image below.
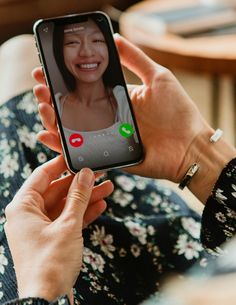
[0,90,209,304]
[0,35,208,304]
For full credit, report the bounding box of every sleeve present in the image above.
[201,157,236,249]
[2,295,70,305]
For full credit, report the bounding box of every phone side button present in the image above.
[36,54,47,84]
[37,52,42,64]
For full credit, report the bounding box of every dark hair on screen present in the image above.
[52,15,122,92]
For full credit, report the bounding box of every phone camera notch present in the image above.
[96,15,104,22]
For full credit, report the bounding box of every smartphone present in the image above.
[33,11,143,173]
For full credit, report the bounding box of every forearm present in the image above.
[183,126,236,203]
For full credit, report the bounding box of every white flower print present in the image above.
[153,181,172,196]
[115,175,136,192]
[112,189,134,207]
[9,140,16,148]
[88,272,98,281]
[1,118,10,128]
[175,234,202,260]
[133,176,149,190]
[131,203,137,210]
[1,182,10,198]
[227,209,236,219]
[0,138,11,154]
[0,108,12,127]
[0,246,8,274]
[152,245,161,257]
[83,247,105,273]
[91,281,102,291]
[147,225,155,236]
[0,214,5,225]
[232,184,236,198]
[111,272,120,283]
[3,189,9,198]
[18,126,37,149]
[119,248,127,257]
[225,224,235,232]
[58,298,66,305]
[199,258,208,268]
[81,263,88,273]
[37,152,47,164]
[147,242,154,253]
[134,212,146,219]
[181,217,201,239]
[215,188,227,204]
[74,298,80,305]
[0,107,10,119]
[149,192,162,207]
[135,180,147,190]
[33,123,43,133]
[90,225,115,258]
[161,201,177,214]
[131,244,141,257]
[0,152,19,178]
[18,92,37,114]
[206,247,224,257]
[21,164,32,179]
[223,229,233,237]
[215,212,227,223]
[125,220,147,244]
[22,300,33,305]
[163,188,172,196]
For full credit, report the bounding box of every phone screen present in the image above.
[34,12,143,172]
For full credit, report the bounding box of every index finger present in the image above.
[19,155,67,196]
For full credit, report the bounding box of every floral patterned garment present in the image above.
[201,158,236,249]
[0,91,235,305]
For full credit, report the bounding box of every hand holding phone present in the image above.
[34,33,220,194]
[34,12,143,173]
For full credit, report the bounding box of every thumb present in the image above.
[114,34,155,85]
[61,168,95,226]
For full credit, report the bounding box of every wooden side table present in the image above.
[120,0,236,143]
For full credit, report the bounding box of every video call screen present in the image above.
[35,13,143,172]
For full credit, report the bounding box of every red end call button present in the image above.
[69,133,84,148]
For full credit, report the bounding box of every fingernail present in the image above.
[113,33,121,38]
[77,168,94,187]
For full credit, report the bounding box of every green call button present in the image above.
[119,123,134,138]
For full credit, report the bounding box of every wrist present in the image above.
[180,127,236,203]
[17,268,70,302]
[18,284,65,302]
[6,297,51,305]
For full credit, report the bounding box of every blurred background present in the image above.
[1,0,235,210]
[0,0,135,43]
